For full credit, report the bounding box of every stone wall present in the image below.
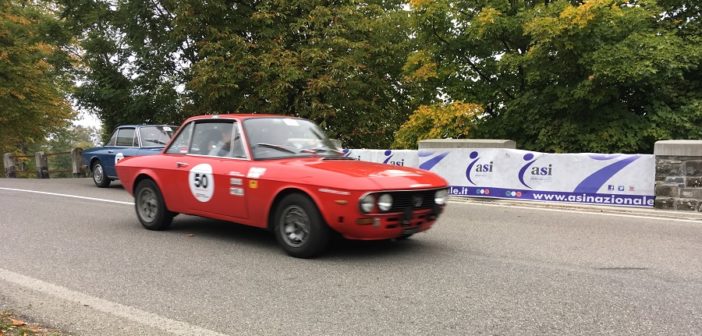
[654,140,702,210]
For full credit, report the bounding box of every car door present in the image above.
[96,127,137,178]
[161,120,250,219]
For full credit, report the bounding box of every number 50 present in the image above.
[194,173,209,188]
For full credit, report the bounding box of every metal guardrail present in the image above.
[3,148,85,178]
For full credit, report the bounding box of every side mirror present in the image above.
[330,139,342,150]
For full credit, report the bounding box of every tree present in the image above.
[393,102,481,148]
[61,0,423,148]
[408,0,702,153]
[60,0,184,142]
[174,0,423,148]
[0,0,75,157]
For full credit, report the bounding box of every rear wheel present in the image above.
[274,194,330,258]
[91,161,111,188]
[134,179,173,230]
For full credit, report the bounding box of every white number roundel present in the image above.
[114,152,124,165]
[189,163,214,202]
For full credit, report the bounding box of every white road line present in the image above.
[449,199,702,224]
[0,187,133,206]
[0,268,230,336]
[2,186,698,224]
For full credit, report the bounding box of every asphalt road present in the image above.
[1,178,702,335]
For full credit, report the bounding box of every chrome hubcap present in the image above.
[137,188,158,222]
[93,164,104,183]
[280,206,310,247]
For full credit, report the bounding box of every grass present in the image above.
[0,311,67,336]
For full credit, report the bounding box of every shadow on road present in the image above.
[164,215,440,260]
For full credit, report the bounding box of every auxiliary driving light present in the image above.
[435,189,449,205]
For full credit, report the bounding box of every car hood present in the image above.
[268,157,448,191]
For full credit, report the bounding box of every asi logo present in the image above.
[518,153,552,189]
[189,163,214,202]
[341,148,360,160]
[383,150,405,166]
[465,151,494,186]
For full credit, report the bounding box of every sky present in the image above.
[73,110,102,129]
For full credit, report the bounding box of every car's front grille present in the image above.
[385,190,438,212]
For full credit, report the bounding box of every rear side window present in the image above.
[115,128,136,147]
[166,122,193,154]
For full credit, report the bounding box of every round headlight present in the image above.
[360,194,375,213]
[434,189,449,205]
[378,194,393,212]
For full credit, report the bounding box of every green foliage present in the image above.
[409,0,702,153]
[0,0,75,156]
[60,0,184,142]
[60,0,423,148]
[176,0,423,148]
[393,102,482,148]
[54,0,702,153]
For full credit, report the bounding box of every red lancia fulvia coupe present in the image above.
[116,114,449,258]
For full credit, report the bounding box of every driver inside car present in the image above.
[208,126,233,157]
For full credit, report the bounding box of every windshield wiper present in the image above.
[255,143,297,154]
[299,147,343,155]
[145,139,167,145]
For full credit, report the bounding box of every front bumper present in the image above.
[330,207,443,240]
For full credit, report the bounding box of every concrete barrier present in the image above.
[3,153,16,178]
[71,148,84,177]
[654,140,702,211]
[35,152,49,178]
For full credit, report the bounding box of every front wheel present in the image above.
[91,161,111,188]
[396,233,414,240]
[134,179,173,230]
[274,194,330,258]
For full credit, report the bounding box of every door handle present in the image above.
[107,150,114,154]
[176,162,189,168]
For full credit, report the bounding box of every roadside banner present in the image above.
[342,149,418,168]
[342,147,654,207]
[418,148,655,207]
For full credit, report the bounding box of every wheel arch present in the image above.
[132,170,167,194]
[267,187,327,232]
[89,157,101,171]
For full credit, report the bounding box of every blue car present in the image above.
[82,125,176,187]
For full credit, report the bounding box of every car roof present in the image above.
[181,114,301,124]
[115,124,176,128]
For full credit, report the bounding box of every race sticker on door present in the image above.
[115,152,124,165]
[189,163,214,202]
[247,167,266,179]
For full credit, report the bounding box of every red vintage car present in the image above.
[116,114,449,258]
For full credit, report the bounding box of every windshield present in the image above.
[140,126,176,147]
[243,118,341,160]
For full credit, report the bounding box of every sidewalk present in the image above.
[448,196,702,221]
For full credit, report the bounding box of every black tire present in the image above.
[274,193,330,258]
[395,233,414,241]
[134,179,173,230]
[91,161,111,188]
